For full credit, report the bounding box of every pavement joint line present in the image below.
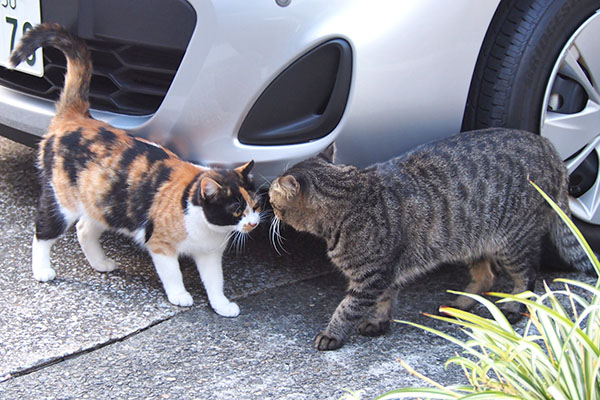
[1,313,176,383]
[0,270,334,383]
[229,270,334,302]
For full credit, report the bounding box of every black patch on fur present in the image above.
[103,139,173,231]
[60,128,93,184]
[181,173,201,213]
[130,165,172,227]
[41,136,55,178]
[120,139,169,171]
[145,219,154,243]
[194,170,255,227]
[103,170,131,229]
[103,164,173,232]
[97,127,118,147]
[35,187,67,240]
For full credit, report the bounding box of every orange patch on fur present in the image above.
[146,161,204,256]
[239,187,256,210]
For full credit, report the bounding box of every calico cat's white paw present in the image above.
[92,258,118,272]
[213,301,240,318]
[33,267,56,282]
[167,290,194,307]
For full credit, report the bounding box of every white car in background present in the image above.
[0,0,598,241]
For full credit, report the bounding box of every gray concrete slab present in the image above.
[1,273,468,400]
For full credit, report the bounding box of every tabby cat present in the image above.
[12,23,262,317]
[269,128,593,350]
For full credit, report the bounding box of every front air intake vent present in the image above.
[238,39,352,145]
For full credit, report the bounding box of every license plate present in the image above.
[0,0,42,77]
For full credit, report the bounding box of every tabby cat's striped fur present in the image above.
[12,23,262,316]
[269,129,593,350]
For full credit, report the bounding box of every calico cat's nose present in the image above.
[248,222,257,228]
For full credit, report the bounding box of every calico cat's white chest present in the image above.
[177,205,232,255]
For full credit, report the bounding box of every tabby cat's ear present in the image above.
[201,177,221,199]
[318,143,336,163]
[235,160,254,178]
[278,175,300,198]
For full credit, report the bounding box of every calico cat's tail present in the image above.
[550,214,596,274]
[9,23,91,118]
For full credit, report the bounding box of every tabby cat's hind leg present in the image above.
[76,217,117,272]
[32,189,74,281]
[496,244,541,324]
[359,286,399,337]
[449,259,496,311]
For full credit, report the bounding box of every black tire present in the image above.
[462,0,599,133]
[462,0,600,249]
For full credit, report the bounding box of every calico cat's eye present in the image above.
[233,209,243,217]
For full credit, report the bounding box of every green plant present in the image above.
[376,182,600,400]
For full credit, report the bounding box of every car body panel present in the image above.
[0,0,501,180]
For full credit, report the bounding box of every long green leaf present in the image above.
[376,387,461,400]
[554,279,600,299]
[459,392,523,400]
[489,293,600,356]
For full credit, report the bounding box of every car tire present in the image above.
[462,0,600,248]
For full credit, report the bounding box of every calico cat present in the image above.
[11,23,262,317]
[269,128,593,350]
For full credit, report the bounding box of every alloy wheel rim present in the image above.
[541,9,600,224]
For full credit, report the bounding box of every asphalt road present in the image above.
[0,135,595,399]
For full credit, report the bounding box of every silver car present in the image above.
[0,0,599,237]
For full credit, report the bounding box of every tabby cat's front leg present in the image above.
[315,278,389,351]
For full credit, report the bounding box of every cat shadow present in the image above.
[0,140,38,206]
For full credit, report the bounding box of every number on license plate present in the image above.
[0,0,42,77]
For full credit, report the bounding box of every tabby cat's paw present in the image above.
[33,267,56,282]
[93,258,118,272]
[213,301,240,318]
[359,320,391,337]
[167,291,194,307]
[314,332,344,351]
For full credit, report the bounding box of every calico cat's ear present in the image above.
[278,175,300,198]
[235,160,254,178]
[201,177,222,199]
[318,143,336,163]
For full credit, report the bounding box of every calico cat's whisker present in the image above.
[256,175,271,190]
[259,209,272,223]
[227,231,240,254]
[226,230,250,254]
[222,230,237,250]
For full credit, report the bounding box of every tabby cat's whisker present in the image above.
[269,216,289,255]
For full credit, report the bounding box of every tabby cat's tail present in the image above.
[550,215,596,274]
[9,23,91,118]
